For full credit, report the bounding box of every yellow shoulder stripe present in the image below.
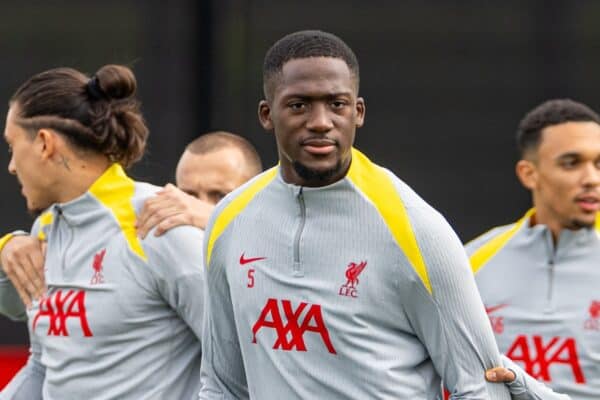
[89,164,147,261]
[37,211,54,241]
[206,167,278,267]
[347,148,433,295]
[469,209,534,274]
[0,233,15,254]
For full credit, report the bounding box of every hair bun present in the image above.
[94,64,137,100]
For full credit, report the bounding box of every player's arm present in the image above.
[402,206,510,399]
[485,355,572,400]
[0,335,45,400]
[141,224,205,340]
[0,231,45,319]
[198,221,249,400]
[136,183,214,238]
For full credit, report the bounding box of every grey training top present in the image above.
[0,164,205,400]
[200,148,511,400]
[467,209,600,400]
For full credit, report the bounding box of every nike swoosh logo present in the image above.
[239,253,267,265]
[485,304,507,315]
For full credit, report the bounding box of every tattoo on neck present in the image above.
[61,155,71,171]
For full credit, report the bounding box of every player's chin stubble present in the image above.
[568,218,595,230]
[293,159,343,185]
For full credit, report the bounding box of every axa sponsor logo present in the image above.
[90,249,106,285]
[32,289,93,337]
[506,335,585,384]
[485,303,507,334]
[338,260,367,298]
[584,300,600,331]
[252,298,336,354]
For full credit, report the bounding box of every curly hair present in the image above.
[262,30,359,100]
[517,99,600,158]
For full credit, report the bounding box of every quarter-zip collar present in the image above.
[523,209,599,256]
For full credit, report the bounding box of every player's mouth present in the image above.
[575,195,600,212]
[301,138,337,156]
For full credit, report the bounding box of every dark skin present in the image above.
[259,57,365,187]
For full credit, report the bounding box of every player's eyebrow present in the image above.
[555,152,580,161]
[282,92,353,101]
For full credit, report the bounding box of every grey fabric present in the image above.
[468,212,600,399]
[0,165,205,400]
[200,149,511,400]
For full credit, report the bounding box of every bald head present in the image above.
[176,132,263,204]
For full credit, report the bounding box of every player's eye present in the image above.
[560,158,578,169]
[288,102,307,111]
[210,191,228,204]
[331,100,347,109]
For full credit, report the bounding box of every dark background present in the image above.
[1,0,599,344]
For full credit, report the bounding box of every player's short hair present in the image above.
[185,131,263,175]
[517,99,600,158]
[10,64,148,168]
[262,30,359,100]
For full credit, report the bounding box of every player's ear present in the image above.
[258,100,274,131]
[516,159,537,190]
[36,129,58,161]
[355,97,365,128]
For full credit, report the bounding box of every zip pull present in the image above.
[293,186,305,277]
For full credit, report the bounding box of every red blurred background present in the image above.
[0,346,27,389]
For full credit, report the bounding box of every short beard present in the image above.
[568,219,595,230]
[292,160,343,186]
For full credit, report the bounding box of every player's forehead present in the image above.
[4,106,25,143]
[273,57,356,99]
[177,149,246,187]
[538,121,600,159]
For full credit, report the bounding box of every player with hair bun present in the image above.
[0,64,204,399]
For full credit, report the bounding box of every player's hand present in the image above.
[0,235,46,308]
[136,183,214,238]
[485,366,516,383]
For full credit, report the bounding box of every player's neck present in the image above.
[54,157,113,204]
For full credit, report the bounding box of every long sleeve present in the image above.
[403,205,511,399]
[501,355,572,400]
[0,337,44,400]
[0,267,26,321]
[198,233,248,400]
[0,231,29,321]
[142,225,205,341]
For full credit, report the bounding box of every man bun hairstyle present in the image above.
[10,64,148,168]
[517,99,600,158]
[262,30,360,99]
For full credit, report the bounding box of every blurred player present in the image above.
[136,131,262,237]
[0,64,204,399]
[467,99,600,399]
[199,29,511,399]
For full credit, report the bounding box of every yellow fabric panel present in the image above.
[347,148,433,295]
[89,164,147,261]
[0,233,15,254]
[206,167,278,267]
[469,209,535,274]
[37,211,54,241]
